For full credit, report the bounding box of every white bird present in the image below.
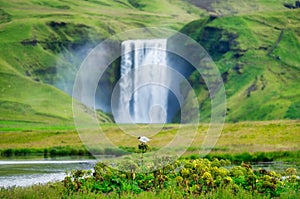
[138,136,150,143]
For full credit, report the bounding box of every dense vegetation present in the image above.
[63,158,299,198]
[1,158,299,198]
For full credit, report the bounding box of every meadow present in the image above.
[1,120,299,161]
[0,120,299,198]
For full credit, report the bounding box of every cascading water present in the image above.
[116,39,170,123]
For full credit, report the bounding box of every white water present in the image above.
[116,39,169,123]
[0,159,96,188]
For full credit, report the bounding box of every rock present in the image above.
[283,3,295,9]
[284,1,300,9]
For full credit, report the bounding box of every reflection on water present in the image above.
[0,157,96,188]
[251,162,300,173]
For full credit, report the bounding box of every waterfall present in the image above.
[115,39,169,123]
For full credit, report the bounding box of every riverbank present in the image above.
[0,158,299,199]
[1,148,300,165]
[1,120,299,164]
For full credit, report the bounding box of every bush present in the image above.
[62,157,299,198]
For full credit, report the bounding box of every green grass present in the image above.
[2,184,297,199]
[0,0,202,125]
[0,183,63,199]
[1,121,299,160]
[202,150,300,164]
[187,0,297,15]
[0,73,73,123]
[181,8,300,121]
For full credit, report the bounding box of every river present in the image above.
[0,157,96,188]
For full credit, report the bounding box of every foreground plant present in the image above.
[63,157,299,198]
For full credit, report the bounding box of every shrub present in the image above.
[62,157,299,197]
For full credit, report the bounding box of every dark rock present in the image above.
[218,41,230,53]
[21,39,38,46]
[283,1,300,9]
[233,52,244,58]
[260,75,266,90]
[258,46,268,50]
[283,3,295,9]
[222,71,229,82]
[25,70,31,76]
[48,21,67,28]
[246,78,258,97]
[209,13,219,20]
[34,67,57,75]
[187,0,220,12]
[233,63,243,74]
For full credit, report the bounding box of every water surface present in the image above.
[0,157,96,188]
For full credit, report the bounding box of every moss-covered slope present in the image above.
[0,0,201,124]
[181,7,300,121]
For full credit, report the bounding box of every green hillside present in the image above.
[0,0,299,125]
[0,0,201,125]
[181,5,300,121]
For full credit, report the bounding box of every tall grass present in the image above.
[0,147,91,158]
[0,183,276,199]
[0,183,63,199]
[0,146,137,158]
[203,150,300,163]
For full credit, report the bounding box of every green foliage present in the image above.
[0,146,144,158]
[61,158,299,198]
[285,101,300,119]
[1,156,299,198]
[128,0,146,10]
[204,150,300,164]
[181,8,300,121]
[0,0,200,125]
[138,143,150,153]
[0,146,91,157]
[0,183,64,199]
[0,9,11,24]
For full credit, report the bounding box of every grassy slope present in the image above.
[181,3,300,121]
[0,0,299,125]
[0,0,201,125]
